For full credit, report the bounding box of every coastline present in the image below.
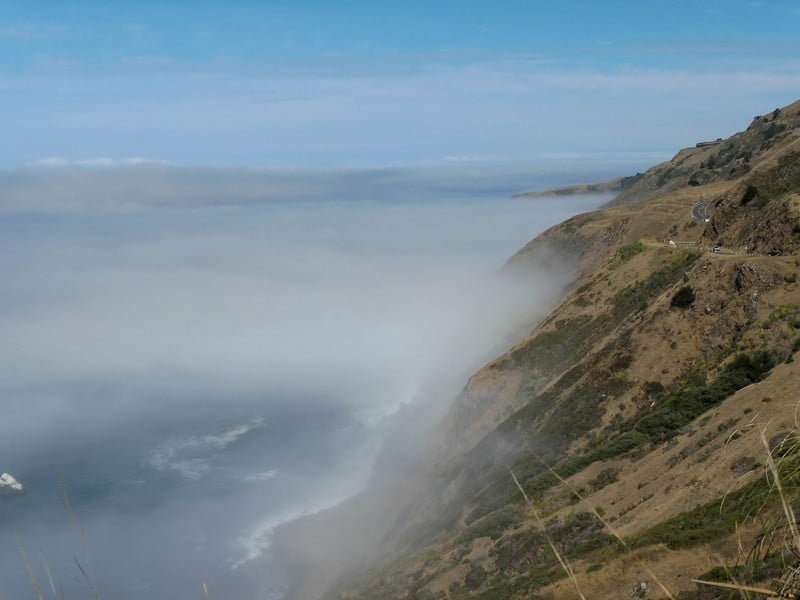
[511,172,643,199]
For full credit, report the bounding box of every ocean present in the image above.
[0,162,641,599]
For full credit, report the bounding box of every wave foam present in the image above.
[149,417,265,479]
[243,469,279,483]
[230,493,347,570]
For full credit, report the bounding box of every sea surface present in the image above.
[0,162,642,599]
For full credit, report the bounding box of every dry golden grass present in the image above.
[539,393,800,599]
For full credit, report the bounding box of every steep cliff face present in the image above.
[313,101,800,600]
[702,146,800,255]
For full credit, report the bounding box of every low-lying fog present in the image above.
[0,163,615,599]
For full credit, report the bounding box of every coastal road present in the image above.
[691,201,711,222]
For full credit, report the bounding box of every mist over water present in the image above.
[0,163,616,599]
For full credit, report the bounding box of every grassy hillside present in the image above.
[294,100,800,600]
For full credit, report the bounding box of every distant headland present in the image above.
[512,172,644,198]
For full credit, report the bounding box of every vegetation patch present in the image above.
[504,314,595,374]
[517,430,650,498]
[480,512,621,598]
[611,252,699,317]
[634,351,774,442]
[763,121,788,140]
[730,455,759,475]
[657,167,675,187]
[633,438,800,558]
[514,350,773,501]
[741,184,759,206]
[677,551,791,599]
[768,303,800,329]
[642,380,666,397]
[589,467,621,491]
[629,483,762,549]
[457,505,525,543]
[670,285,696,308]
[614,240,645,264]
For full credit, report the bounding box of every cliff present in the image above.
[283,99,800,600]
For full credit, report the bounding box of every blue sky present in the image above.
[1,0,799,167]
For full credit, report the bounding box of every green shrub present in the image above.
[632,447,799,551]
[643,381,666,396]
[589,467,620,491]
[629,483,761,549]
[457,505,524,543]
[464,565,487,589]
[615,240,645,263]
[671,285,696,308]
[635,351,774,443]
[510,349,772,508]
[740,184,759,206]
[763,122,787,139]
[613,252,700,317]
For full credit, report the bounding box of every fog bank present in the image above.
[0,164,612,599]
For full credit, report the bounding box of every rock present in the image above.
[0,472,24,495]
[632,580,649,599]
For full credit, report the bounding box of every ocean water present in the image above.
[0,163,630,599]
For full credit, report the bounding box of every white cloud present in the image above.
[0,23,66,41]
[0,166,607,412]
[244,470,279,483]
[3,53,800,165]
[24,156,167,168]
[522,67,800,94]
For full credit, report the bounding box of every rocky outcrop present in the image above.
[702,148,800,254]
[0,472,24,495]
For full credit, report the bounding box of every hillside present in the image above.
[279,100,800,600]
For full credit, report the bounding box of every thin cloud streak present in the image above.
[24,156,166,168]
[2,55,799,165]
[0,23,67,42]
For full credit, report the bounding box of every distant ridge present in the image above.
[512,173,643,198]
